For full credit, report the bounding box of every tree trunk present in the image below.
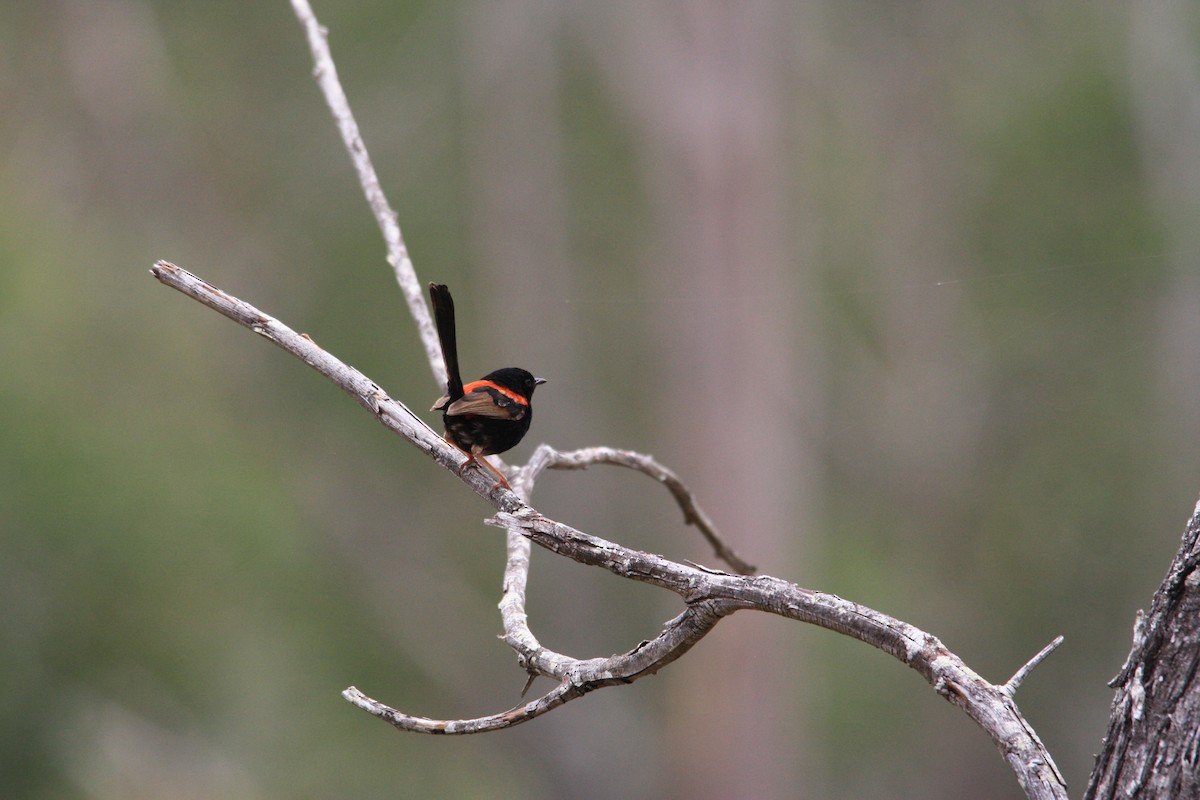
[1084,499,1200,799]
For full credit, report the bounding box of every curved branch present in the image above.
[150,261,1066,800]
[493,507,1066,797]
[345,601,733,734]
[342,681,580,734]
[520,444,756,575]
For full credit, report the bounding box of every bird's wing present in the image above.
[443,386,527,420]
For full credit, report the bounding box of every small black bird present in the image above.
[429,282,544,488]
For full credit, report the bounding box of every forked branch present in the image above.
[151,260,1066,800]
[520,444,756,575]
[149,4,1072,798]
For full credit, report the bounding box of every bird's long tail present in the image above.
[428,283,464,400]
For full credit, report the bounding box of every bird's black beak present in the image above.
[534,377,548,386]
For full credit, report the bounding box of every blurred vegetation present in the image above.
[3,2,1199,798]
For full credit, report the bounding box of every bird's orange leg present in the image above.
[443,434,511,491]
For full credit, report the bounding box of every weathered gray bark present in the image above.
[1085,500,1200,799]
[151,260,1069,799]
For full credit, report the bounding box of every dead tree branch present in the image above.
[520,444,756,575]
[147,4,1076,798]
[289,0,443,387]
[150,260,1066,800]
[1001,635,1065,699]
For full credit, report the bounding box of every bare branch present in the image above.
[150,262,1065,799]
[285,0,750,756]
[148,261,510,508]
[288,0,445,387]
[488,509,1067,800]
[1001,635,1065,698]
[346,602,732,734]
[342,682,581,734]
[162,6,1071,797]
[521,444,756,575]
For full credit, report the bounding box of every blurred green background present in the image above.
[4,2,1199,798]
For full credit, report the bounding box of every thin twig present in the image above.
[342,682,580,734]
[521,444,756,574]
[350,602,732,732]
[289,0,444,388]
[1001,635,1065,698]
